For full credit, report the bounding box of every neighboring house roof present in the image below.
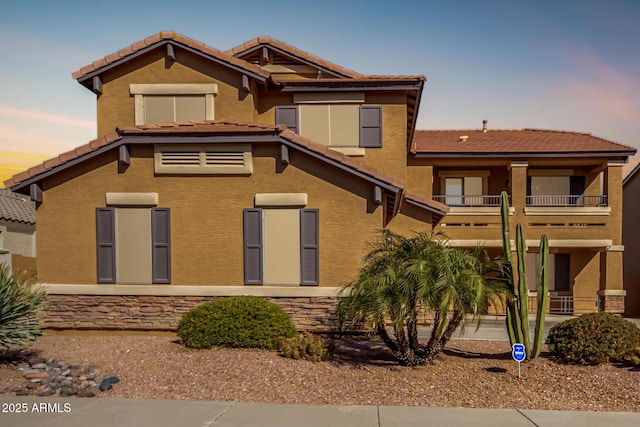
[0,188,35,225]
[227,36,363,79]
[412,129,636,157]
[623,161,640,186]
[3,121,448,222]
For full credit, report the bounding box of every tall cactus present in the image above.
[532,235,549,358]
[516,224,530,357]
[499,191,548,360]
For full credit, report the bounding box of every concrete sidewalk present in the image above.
[1,397,639,427]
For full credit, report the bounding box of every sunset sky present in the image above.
[1,0,639,185]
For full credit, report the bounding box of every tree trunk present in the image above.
[424,310,464,363]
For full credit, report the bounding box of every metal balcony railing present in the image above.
[526,195,607,207]
[432,194,508,207]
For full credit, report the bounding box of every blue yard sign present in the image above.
[512,343,526,379]
[512,343,526,362]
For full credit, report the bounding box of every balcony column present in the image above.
[605,161,624,245]
[598,248,625,313]
[509,161,528,225]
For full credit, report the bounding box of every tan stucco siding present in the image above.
[97,50,256,137]
[36,144,386,287]
[256,92,408,182]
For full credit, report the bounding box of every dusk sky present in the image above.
[1,0,639,185]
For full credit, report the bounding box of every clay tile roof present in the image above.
[411,129,636,156]
[227,36,363,78]
[72,31,269,81]
[0,188,35,224]
[403,191,450,214]
[3,132,122,188]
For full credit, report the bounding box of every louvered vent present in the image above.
[161,152,200,166]
[205,152,245,166]
[155,144,252,175]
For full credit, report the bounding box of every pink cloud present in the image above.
[0,106,95,129]
[549,48,640,121]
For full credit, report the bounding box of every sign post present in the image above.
[512,343,526,379]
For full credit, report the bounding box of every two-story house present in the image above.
[4,32,635,331]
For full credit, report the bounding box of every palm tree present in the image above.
[336,230,506,366]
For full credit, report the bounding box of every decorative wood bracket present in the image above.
[280,144,290,165]
[261,46,270,65]
[373,186,382,205]
[92,76,103,95]
[242,75,250,93]
[119,145,130,166]
[166,43,176,62]
[29,183,43,203]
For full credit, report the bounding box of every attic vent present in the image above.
[154,144,253,175]
[205,152,245,166]
[161,152,200,166]
[458,135,469,142]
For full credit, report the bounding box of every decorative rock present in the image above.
[99,376,120,391]
[60,385,78,396]
[38,388,53,397]
[24,372,50,380]
[28,357,46,365]
[77,386,100,398]
[14,358,118,398]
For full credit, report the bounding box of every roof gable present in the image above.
[4,121,448,224]
[227,36,362,79]
[412,129,636,157]
[72,31,269,93]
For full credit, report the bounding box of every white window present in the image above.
[130,84,218,125]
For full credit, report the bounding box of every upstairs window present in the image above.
[130,84,218,125]
[275,105,382,150]
[527,174,585,206]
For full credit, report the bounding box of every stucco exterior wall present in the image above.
[97,50,256,137]
[36,143,399,288]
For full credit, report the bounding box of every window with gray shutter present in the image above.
[151,208,171,284]
[359,106,382,148]
[243,208,263,285]
[275,106,299,133]
[96,208,116,283]
[300,209,319,286]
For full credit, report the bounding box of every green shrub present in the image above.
[176,296,297,349]
[277,333,334,362]
[545,312,640,365]
[0,264,47,348]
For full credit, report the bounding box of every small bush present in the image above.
[176,296,297,349]
[545,312,640,365]
[0,264,47,348]
[277,333,334,362]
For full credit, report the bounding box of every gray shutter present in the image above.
[275,106,298,133]
[151,208,171,284]
[96,208,116,283]
[300,209,319,286]
[359,106,382,148]
[243,208,263,285]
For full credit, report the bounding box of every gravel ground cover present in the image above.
[1,335,639,411]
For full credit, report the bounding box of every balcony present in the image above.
[526,195,607,207]
[432,194,507,207]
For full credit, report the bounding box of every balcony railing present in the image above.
[526,195,607,207]
[433,194,507,207]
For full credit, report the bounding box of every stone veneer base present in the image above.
[43,295,339,332]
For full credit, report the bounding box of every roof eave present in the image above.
[412,151,636,158]
[76,40,269,93]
